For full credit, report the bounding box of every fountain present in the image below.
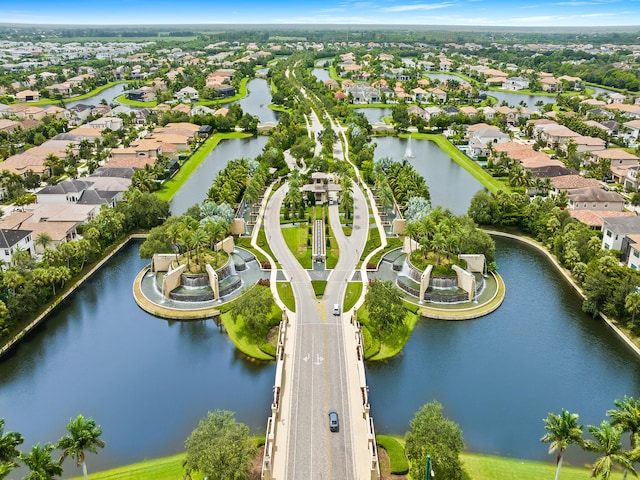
[133,238,270,319]
[404,137,415,159]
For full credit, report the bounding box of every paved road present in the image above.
[263,110,372,478]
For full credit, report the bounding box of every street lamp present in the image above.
[425,454,435,479]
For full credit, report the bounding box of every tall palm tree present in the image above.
[35,232,53,252]
[608,396,640,479]
[0,419,23,470]
[625,295,640,325]
[541,409,584,480]
[20,443,63,480]
[57,415,105,480]
[584,421,636,480]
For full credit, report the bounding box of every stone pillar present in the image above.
[419,264,433,303]
[206,263,219,300]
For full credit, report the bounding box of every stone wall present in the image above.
[460,254,485,273]
[162,264,186,299]
[152,254,174,272]
[453,264,475,301]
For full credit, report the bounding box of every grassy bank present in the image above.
[407,133,507,194]
[24,81,128,106]
[156,132,251,201]
[71,449,613,480]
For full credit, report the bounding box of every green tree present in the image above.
[625,293,640,324]
[184,410,256,480]
[232,285,275,341]
[57,415,105,480]
[364,280,406,332]
[20,443,63,480]
[405,401,465,480]
[0,419,23,470]
[35,233,52,252]
[583,421,636,480]
[541,409,584,480]
[607,396,640,462]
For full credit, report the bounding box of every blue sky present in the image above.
[4,0,640,27]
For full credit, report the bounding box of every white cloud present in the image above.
[381,2,456,12]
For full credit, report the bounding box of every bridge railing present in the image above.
[262,316,288,480]
[352,314,381,480]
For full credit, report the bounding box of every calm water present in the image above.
[373,136,483,215]
[233,78,279,124]
[65,84,126,109]
[312,68,331,82]
[368,236,640,463]
[170,135,268,215]
[0,241,274,478]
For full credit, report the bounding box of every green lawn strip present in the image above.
[362,226,382,266]
[344,282,363,311]
[68,453,193,480]
[155,132,250,201]
[407,133,506,195]
[375,435,409,475]
[27,81,128,106]
[115,94,157,107]
[277,282,295,311]
[311,280,327,298]
[460,452,607,480]
[221,310,274,361]
[281,224,312,269]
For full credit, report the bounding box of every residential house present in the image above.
[540,77,560,92]
[174,86,199,102]
[502,76,530,91]
[602,217,640,253]
[623,233,640,269]
[45,82,73,96]
[468,126,510,157]
[623,119,640,145]
[127,86,156,102]
[15,89,40,102]
[35,179,94,204]
[568,187,625,211]
[300,172,341,204]
[67,104,93,126]
[85,116,124,131]
[0,229,34,267]
[573,135,606,154]
[0,211,78,254]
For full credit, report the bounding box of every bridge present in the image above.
[258,108,383,480]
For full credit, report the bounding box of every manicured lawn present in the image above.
[407,133,507,194]
[344,282,363,311]
[68,454,195,480]
[278,282,295,311]
[311,280,327,298]
[156,132,251,201]
[460,452,612,480]
[376,435,409,474]
[281,224,311,269]
[115,94,156,107]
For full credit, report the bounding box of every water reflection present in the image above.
[170,136,268,215]
[367,236,640,462]
[233,78,279,123]
[372,136,483,215]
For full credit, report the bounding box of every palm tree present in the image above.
[608,396,640,479]
[20,443,63,480]
[0,419,23,470]
[625,294,640,325]
[541,409,584,480]
[57,415,105,480]
[35,232,53,252]
[584,421,636,480]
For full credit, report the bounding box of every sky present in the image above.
[3,0,640,28]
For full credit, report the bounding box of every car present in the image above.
[333,304,340,316]
[328,409,339,432]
